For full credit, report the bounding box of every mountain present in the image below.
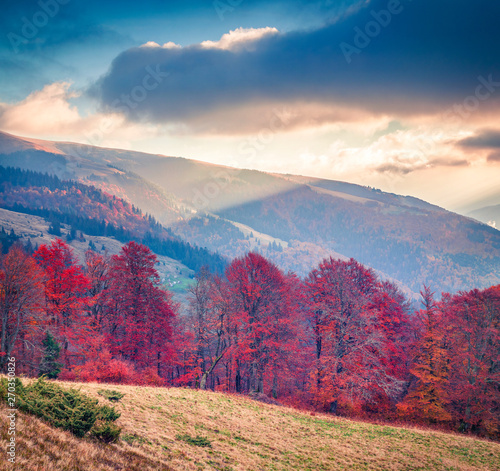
[1,130,500,296]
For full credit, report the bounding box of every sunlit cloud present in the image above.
[200,27,279,51]
[0,82,159,149]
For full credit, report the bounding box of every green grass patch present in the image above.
[122,433,151,445]
[176,433,212,447]
[98,388,125,402]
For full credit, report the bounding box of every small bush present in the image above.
[0,377,24,402]
[98,389,125,402]
[2,377,121,442]
[68,349,137,384]
[90,422,122,444]
[176,433,212,447]
[96,404,121,422]
[18,378,98,438]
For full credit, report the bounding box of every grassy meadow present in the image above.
[1,380,499,470]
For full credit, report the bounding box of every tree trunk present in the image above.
[200,351,226,390]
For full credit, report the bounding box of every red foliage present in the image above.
[305,258,410,413]
[399,286,451,424]
[102,241,176,372]
[5,241,498,438]
[441,286,500,436]
[34,239,91,368]
[0,245,45,373]
[222,253,306,397]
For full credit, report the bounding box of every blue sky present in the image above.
[1,0,500,215]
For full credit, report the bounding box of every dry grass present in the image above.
[2,380,499,470]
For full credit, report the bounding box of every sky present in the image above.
[1,0,500,214]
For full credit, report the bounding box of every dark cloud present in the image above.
[487,152,500,163]
[376,163,414,176]
[459,130,500,149]
[92,0,500,127]
[376,157,469,176]
[429,158,469,168]
[0,0,361,102]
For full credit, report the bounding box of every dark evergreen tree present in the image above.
[39,332,63,379]
[48,220,62,236]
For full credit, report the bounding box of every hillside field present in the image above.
[1,381,499,471]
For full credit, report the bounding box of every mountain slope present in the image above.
[0,132,184,226]
[469,204,500,229]
[1,130,500,295]
[0,165,226,274]
[1,380,499,471]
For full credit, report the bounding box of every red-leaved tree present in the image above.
[0,245,45,373]
[34,239,90,368]
[103,241,176,375]
[442,286,500,436]
[224,252,304,397]
[306,257,409,414]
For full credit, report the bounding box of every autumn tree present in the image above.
[401,286,451,424]
[224,252,302,397]
[442,286,500,436]
[104,241,176,374]
[0,245,45,372]
[34,239,90,367]
[367,280,413,412]
[84,250,109,329]
[306,258,408,413]
[187,268,232,390]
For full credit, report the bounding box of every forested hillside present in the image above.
[0,166,226,273]
[214,185,500,293]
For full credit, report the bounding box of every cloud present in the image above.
[0,82,85,134]
[200,27,279,52]
[374,156,470,176]
[0,82,157,147]
[140,41,181,49]
[184,101,375,135]
[458,130,500,149]
[92,0,500,132]
[488,152,500,163]
[429,157,470,168]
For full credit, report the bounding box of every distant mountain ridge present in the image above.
[1,130,499,296]
[468,204,500,230]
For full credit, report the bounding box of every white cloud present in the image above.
[200,27,279,52]
[140,41,181,49]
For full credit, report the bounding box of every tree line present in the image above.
[0,240,498,438]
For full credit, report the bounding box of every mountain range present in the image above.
[1,130,499,298]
